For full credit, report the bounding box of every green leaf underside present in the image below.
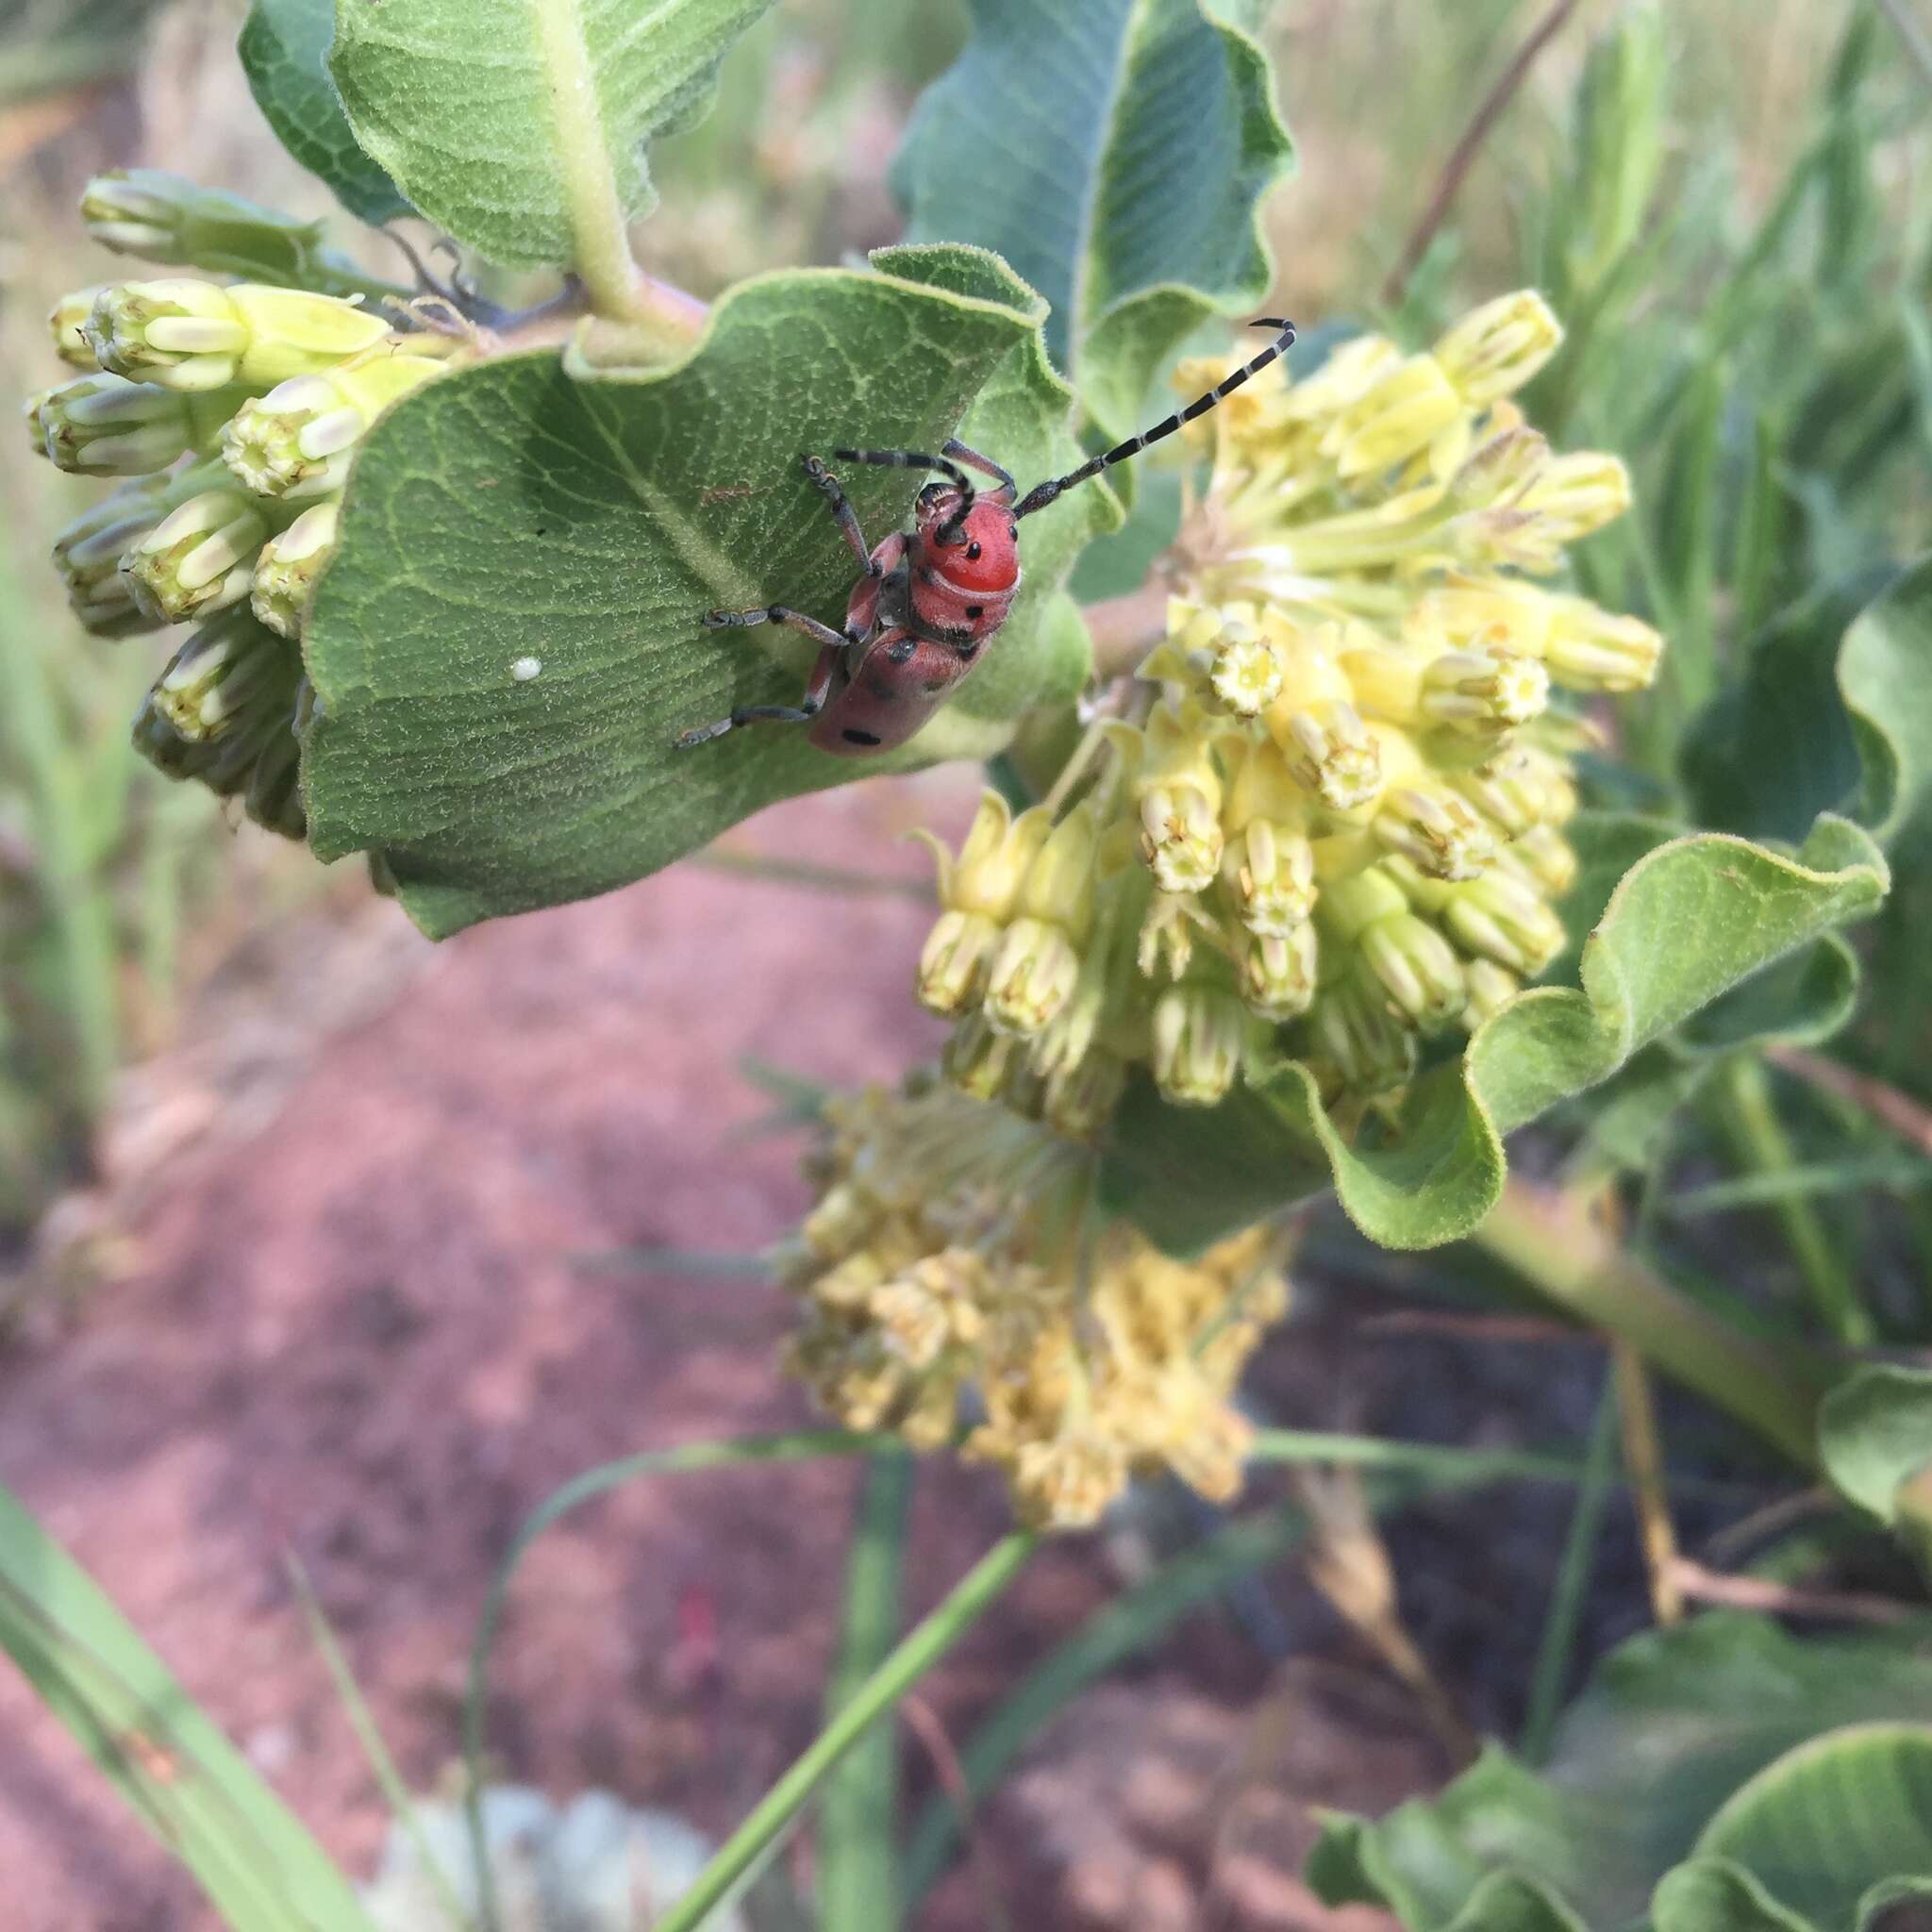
[891,0,1292,434]
[0,1481,376,1932]
[1104,815,1887,1252]
[328,0,775,268]
[301,246,1115,937]
[1819,1366,1932,1525]
[240,0,410,225]
[1307,1614,1932,1930]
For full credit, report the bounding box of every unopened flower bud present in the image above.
[1448,745,1560,838]
[122,488,269,623]
[1274,700,1380,815]
[985,919,1082,1037]
[1463,959,1522,1028]
[87,280,391,392]
[80,169,326,284]
[1434,291,1563,407]
[1441,869,1566,976]
[147,610,288,741]
[1506,824,1579,898]
[1374,786,1494,881]
[1044,1050,1126,1142]
[1519,451,1632,542]
[1321,354,1464,478]
[51,466,219,636]
[1223,816,1317,936]
[250,501,339,640]
[1420,644,1550,735]
[1357,914,1466,1029]
[918,790,1052,922]
[1241,925,1319,1021]
[919,910,1002,1016]
[223,354,442,499]
[1310,969,1418,1098]
[1138,891,1201,981]
[943,1011,1023,1102]
[26,373,239,475]
[1448,425,1550,512]
[49,286,108,367]
[1543,593,1663,691]
[1152,986,1250,1107]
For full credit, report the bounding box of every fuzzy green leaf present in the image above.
[1307,1614,1932,1930]
[1692,1725,1932,1929]
[328,0,774,268]
[1652,1860,1818,1932]
[1441,1874,1587,1932]
[1819,1366,1932,1526]
[1106,816,1888,1253]
[300,247,1114,938]
[239,0,409,225]
[891,0,1293,433]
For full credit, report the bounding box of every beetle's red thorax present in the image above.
[908,496,1021,642]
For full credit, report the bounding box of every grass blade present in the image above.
[0,1480,377,1932]
[816,1447,917,1932]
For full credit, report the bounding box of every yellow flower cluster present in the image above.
[26,171,459,838]
[770,1076,1290,1530]
[916,292,1663,1129]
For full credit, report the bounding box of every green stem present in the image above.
[817,1449,917,1932]
[1470,1179,1833,1472]
[1717,1057,1874,1347]
[656,1534,1037,1932]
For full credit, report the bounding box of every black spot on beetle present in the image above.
[924,678,950,694]
[967,541,983,560]
[965,606,984,621]
[842,727,883,746]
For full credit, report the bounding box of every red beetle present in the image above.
[676,319,1296,756]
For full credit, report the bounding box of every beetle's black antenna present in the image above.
[1014,320,1295,520]
[831,447,977,543]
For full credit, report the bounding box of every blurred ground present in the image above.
[0,776,1434,1932]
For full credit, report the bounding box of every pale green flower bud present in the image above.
[1223,817,1317,937]
[50,466,220,636]
[1447,745,1562,838]
[984,918,1082,1038]
[223,354,443,500]
[1447,426,1550,512]
[1320,354,1464,478]
[1505,824,1579,899]
[26,372,240,476]
[1462,958,1521,1029]
[87,280,391,392]
[1044,1050,1126,1143]
[1240,924,1319,1021]
[250,501,339,640]
[1433,291,1563,407]
[1358,914,1466,1029]
[918,909,1003,1017]
[1374,786,1495,881]
[1309,969,1418,1098]
[1318,864,1413,941]
[1277,700,1383,814]
[943,1012,1023,1103]
[1151,987,1250,1107]
[1440,869,1566,977]
[1518,451,1632,543]
[1013,804,1100,939]
[80,169,327,283]
[917,790,1052,923]
[147,609,289,741]
[49,286,108,367]
[1420,645,1550,735]
[1138,891,1202,982]
[122,488,269,624]
[1543,593,1663,691]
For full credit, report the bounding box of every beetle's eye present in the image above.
[967,541,983,560]
[918,482,944,508]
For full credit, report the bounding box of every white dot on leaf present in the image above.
[510,656,542,682]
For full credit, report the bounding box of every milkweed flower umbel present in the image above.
[910,292,1662,1135]
[774,1077,1291,1530]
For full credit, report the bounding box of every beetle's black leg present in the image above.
[944,439,1017,502]
[802,455,876,576]
[676,641,842,749]
[703,603,856,650]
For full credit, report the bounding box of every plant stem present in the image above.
[656,1534,1037,1932]
[530,0,703,345]
[1718,1057,1874,1347]
[1469,1178,1833,1472]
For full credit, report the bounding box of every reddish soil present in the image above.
[0,776,1419,1932]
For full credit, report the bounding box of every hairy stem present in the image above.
[1471,1178,1834,1472]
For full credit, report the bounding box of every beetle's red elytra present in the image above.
[675,319,1296,757]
